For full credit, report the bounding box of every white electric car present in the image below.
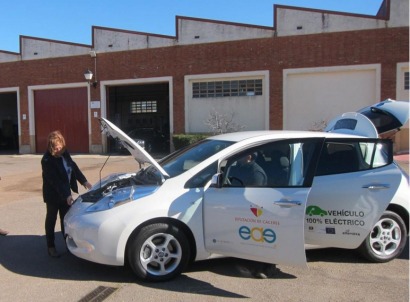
[64,99,409,282]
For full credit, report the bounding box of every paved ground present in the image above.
[0,153,408,302]
[0,154,138,206]
[395,153,409,175]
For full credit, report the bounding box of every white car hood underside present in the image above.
[100,118,169,178]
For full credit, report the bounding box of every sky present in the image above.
[0,0,383,53]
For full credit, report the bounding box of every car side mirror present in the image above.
[210,173,223,188]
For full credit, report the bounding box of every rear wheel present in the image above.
[127,223,190,282]
[359,211,407,262]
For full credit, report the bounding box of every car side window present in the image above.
[315,140,392,176]
[359,141,391,168]
[223,140,320,188]
[223,150,268,187]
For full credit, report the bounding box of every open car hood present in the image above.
[325,99,409,138]
[100,118,169,178]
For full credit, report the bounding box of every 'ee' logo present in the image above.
[239,226,276,243]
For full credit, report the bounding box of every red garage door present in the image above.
[34,87,88,153]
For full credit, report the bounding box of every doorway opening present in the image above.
[107,83,170,155]
[0,92,18,154]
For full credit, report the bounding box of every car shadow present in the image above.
[0,232,294,279]
[305,238,409,263]
[0,233,135,283]
[141,258,295,298]
[186,257,296,279]
[1,232,407,298]
[142,275,248,298]
[0,233,269,299]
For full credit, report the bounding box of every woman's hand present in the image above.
[67,195,74,206]
[84,182,92,190]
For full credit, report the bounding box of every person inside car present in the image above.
[226,151,267,187]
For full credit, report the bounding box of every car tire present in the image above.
[358,211,407,263]
[127,223,190,282]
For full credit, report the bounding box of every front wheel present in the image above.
[358,211,407,262]
[127,223,190,282]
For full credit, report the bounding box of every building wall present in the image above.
[275,0,408,37]
[177,17,274,45]
[0,0,408,154]
[0,26,408,153]
[1,0,407,63]
[0,51,20,62]
[395,62,410,153]
[20,37,90,60]
[93,27,176,53]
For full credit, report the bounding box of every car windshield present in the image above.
[159,139,234,177]
[134,139,233,184]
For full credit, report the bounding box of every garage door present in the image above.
[283,65,379,131]
[34,87,88,153]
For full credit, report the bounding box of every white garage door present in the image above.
[283,64,380,131]
[185,71,269,133]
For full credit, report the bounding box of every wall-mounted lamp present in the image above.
[84,69,97,88]
[84,50,98,88]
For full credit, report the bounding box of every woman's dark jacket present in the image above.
[41,150,88,204]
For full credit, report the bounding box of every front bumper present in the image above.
[64,201,127,266]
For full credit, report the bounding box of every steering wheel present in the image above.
[227,176,244,187]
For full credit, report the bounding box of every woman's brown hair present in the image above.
[47,130,66,156]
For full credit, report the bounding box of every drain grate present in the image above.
[78,286,118,302]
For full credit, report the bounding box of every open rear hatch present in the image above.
[325,99,409,138]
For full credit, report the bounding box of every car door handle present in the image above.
[362,184,390,190]
[273,199,302,207]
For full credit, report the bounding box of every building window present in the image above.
[130,101,157,113]
[192,79,263,98]
[405,72,409,90]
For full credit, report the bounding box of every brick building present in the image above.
[0,0,408,154]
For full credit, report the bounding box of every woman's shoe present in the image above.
[47,247,60,258]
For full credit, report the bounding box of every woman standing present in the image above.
[41,131,92,257]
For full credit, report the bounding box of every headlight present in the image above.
[86,186,135,212]
[136,140,145,149]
